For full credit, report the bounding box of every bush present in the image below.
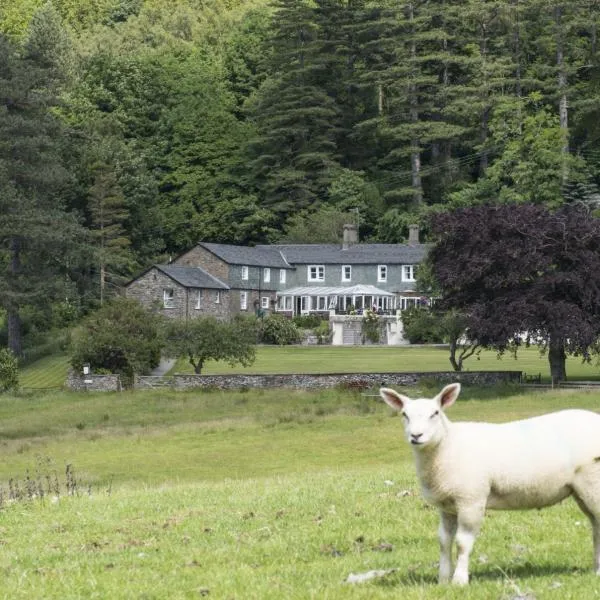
[314,321,331,345]
[402,307,445,344]
[71,297,164,383]
[0,348,19,392]
[292,314,324,329]
[258,315,301,345]
[361,309,380,344]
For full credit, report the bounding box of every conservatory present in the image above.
[276,284,397,316]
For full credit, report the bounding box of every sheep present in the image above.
[379,383,600,585]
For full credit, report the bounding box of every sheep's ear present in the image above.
[435,383,461,409]
[379,387,411,411]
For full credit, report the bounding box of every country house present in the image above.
[124,224,428,321]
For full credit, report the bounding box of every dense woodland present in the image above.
[1,0,600,355]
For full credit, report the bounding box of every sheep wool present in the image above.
[379,383,600,585]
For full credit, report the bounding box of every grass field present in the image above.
[1,385,600,598]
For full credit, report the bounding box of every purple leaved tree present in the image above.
[428,203,600,383]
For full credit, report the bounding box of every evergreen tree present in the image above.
[0,10,88,356]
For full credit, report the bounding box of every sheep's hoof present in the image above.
[451,572,469,586]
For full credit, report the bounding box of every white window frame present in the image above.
[261,296,270,309]
[307,265,325,282]
[400,296,419,310]
[317,296,327,311]
[402,264,416,282]
[342,265,351,282]
[377,265,388,283]
[163,288,174,308]
[241,266,249,281]
[215,290,221,304]
[240,291,248,310]
[195,290,202,309]
[263,268,271,283]
[279,269,286,284]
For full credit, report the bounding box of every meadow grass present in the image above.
[0,386,600,597]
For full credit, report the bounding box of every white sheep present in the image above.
[379,383,600,585]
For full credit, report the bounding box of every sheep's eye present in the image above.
[430,410,440,419]
[401,411,409,420]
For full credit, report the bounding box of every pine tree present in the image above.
[0,7,87,356]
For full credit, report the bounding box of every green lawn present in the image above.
[0,386,599,598]
[19,346,600,390]
[173,344,600,381]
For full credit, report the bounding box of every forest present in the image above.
[1,0,600,355]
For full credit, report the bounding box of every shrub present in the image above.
[292,314,324,329]
[0,348,19,392]
[258,315,301,345]
[314,321,331,345]
[361,309,380,344]
[71,297,164,383]
[402,307,445,344]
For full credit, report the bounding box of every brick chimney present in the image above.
[408,224,420,245]
[342,224,358,249]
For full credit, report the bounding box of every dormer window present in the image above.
[308,265,325,281]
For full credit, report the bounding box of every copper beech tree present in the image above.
[428,203,600,382]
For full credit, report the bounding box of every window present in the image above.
[261,296,270,309]
[402,265,416,282]
[400,296,419,310]
[241,266,249,281]
[328,296,338,309]
[308,265,325,281]
[215,291,220,304]
[342,265,351,282]
[195,290,202,309]
[317,296,327,310]
[240,291,248,310]
[263,268,271,283]
[378,265,388,282]
[278,296,293,310]
[163,288,174,308]
[279,269,286,284]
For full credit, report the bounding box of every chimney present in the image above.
[342,223,358,249]
[408,224,420,245]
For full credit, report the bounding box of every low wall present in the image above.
[134,370,522,391]
[66,371,122,392]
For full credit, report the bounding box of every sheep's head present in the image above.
[379,383,461,449]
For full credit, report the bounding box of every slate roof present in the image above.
[278,284,395,297]
[155,265,229,290]
[258,243,428,265]
[199,243,291,268]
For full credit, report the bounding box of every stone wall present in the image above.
[134,370,522,390]
[67,371,122,392]
[174,245,229,281]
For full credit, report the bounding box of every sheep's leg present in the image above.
[572,487,600,574]
[452,505,484,585]
[438,511,457,583]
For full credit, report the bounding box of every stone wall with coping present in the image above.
[134,370,522,390]
[66,371,122,392]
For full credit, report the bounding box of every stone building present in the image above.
[124,224,428,321]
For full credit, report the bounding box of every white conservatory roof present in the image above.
[277,284,395,297]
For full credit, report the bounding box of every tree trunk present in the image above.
[408,3,423,206]
[448,338,462,371]
[555,5,569,184]
[548,337,566,383]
